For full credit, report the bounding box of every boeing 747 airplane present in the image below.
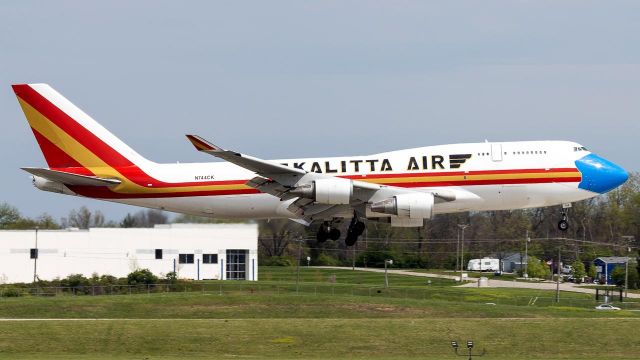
[12,84,629,245]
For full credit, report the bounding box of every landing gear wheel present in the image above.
[353,221,366,235]
[316,231,329,243]
[345,232,358,246]
[329,228,341,241]
[345,214,365,246]
[558,219,569,232]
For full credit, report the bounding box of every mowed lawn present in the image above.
[0,267,639,359]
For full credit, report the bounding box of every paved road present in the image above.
[318,266,640,299]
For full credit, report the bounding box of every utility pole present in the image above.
[556,245,561,303]
[621,236,635,299]
[295,238,302,293]
[32,226,39,283]
[455,227,460,274]
[625,248,629,299]
[524,230,530,278]
[458,224,469,281]
[352,242,356,271]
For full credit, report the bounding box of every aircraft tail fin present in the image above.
[12,83,149,170]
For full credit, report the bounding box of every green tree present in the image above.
[120,213,136,228]
[571,261,586,283]
[0,203,22,229]
[527,256,551,279]
[611,264,640,289]
[127,269,158,285]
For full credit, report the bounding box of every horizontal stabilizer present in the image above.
[21,167,121,186]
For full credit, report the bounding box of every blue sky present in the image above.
[1,1,639,220]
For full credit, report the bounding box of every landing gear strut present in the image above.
[317,222,341,243]
[345,215,366,246]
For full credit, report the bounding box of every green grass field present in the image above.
[0,266,639,359]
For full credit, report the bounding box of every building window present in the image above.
[155,249,163,260]
[226,250,247,280]
[178,253,194,264]
[30,248,38,259]
[203,254,218,264]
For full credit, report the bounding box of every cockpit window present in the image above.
[574,146,588,152]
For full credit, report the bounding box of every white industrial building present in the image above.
[0,223,258,284]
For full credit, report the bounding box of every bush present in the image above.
[165,272,178,283]
[1,287,22,297]
[60,274,90,288]
[261,256,296,267]
[127,269,158,285]
[527,256,551,279]
[315,253,341,266]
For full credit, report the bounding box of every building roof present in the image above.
[594,257,629,264]
[501,252,528,262]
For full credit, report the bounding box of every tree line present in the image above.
[3,173,639,283]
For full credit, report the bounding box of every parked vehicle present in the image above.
[467,258,500,272]
[594,304,621,311]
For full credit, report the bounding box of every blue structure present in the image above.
[593,257,628,284]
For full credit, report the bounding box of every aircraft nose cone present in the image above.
[575,154,628,194]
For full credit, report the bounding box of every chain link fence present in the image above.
[2,282,639,310]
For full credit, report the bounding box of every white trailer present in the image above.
[467,258,500,272]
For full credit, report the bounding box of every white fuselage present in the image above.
[110,140,595,220]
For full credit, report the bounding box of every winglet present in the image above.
[186,135,224,152]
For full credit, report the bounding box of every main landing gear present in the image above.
[316,221,341,243]
[345,215,366,247]
[316,215,366,246]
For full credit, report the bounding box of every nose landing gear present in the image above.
[558,203,571,232]
[558,213,569,232]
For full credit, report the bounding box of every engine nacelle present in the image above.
[32,176,76,196]
[291,178,353,205]
[370,193,434,219]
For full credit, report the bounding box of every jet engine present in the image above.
[290,178,353,205]
[32,176,76,196]
[370,193,434,219]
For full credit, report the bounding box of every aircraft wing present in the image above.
[186,134,381,193]
[21,167,121,186]
[186,135,460,224]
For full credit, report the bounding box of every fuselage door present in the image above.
[491,143,503,162]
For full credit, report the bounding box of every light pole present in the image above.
[621,236,635,299]
[556,245,562,303]
[384,259,393,288]
[458,224,469,281]
[455,227,460,274]
[32,226,39,283]
[295,238,302,293]
[451,340,485,360]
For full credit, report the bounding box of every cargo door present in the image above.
[491,143,503,162]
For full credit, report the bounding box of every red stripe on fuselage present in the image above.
[342,167,577,180]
